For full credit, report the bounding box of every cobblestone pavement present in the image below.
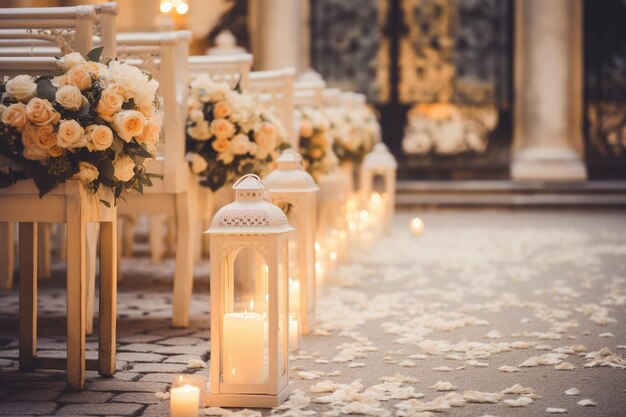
[1,209,625,417]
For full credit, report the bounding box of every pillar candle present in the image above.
[223,311,265,384]
[170,384,199,417]
[289,315,299,351]
[289,279,301,316]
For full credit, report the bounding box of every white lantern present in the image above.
[264,150,318,335]
[360,143,398,232]
[206,174,293,408]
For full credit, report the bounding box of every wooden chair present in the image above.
[0,4,118,391]
[112,31,196,328]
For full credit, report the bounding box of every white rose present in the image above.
[57,119,86,149]
[112,110,147,142]
[55,85,86,111]
[113,154,136,182]
[190,109,204,123]
[73,161,99,184]
[187,120,211,140]
[186,152,208,174]
[230,133,251,155]
[59,52,86,72]
[5,75,36,102]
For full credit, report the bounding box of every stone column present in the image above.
[511,0,587,181]
[251,0,307,71]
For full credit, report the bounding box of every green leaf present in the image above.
[32,163,57,198]
[86,46,104,63]
[36,78,57,102]
[98,158,116,187]
[121,98,135,110]
[100,199,111,208]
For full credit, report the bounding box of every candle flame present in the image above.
[360,210,369,221]
[249,299,254,311]
[231,368,236,375]
[178,375,183,383]
[330,252,338,261]
[263,265,269,274]
[265,293,269,303]
[371,193,381,203]
[315,242,321,251]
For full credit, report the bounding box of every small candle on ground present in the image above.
[410,217,425,236]
[170,377,200,417]
[289,315,300,351]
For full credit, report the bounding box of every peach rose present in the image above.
[230,133,251,155]
[136,103,155,118]
[85,124,114,152]
[213,100,232,119]
[255,131,277,151]
[55,84,86,111]
[25,98,60,126]
[210,118,235,140]
[47,145,64,158]
[73,161,99,184]
[21,124,39,149]
[23,146,47,161]
[96,87,124,122]
[5,75,36,102]
[135,116,161,146]
[57,119,85,149]
[35,124,57,149]
[211,137,230,153]
[186,152,208,174]
[66,65,92,90]
[1,103,28,131]
[260,122,277,140]
[111,110,146,142]
[299,120,313,138]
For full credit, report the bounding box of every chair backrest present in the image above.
[116,31,191,193]
[322,88,342,107]
[294,78,326,108]
[0,3,117,60]
[188,53,252,89]
[248,67,296,147]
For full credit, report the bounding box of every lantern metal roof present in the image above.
[362,143,398,170]
[264,150,319,193]
[207,174,294,235]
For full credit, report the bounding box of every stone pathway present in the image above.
[1,209,625,416]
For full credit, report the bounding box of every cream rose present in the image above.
[1,103,28,131]
[136,103,155,118]
[85,124,114,152]
[186,152,208,174]
[260,122,277,140]
[230,133,251,155]
[96,87,124,122]
[135,116,161,145]
[300,120,313,138]
[213,100,232,119]
[35,124,57,149]
[112,110,146,142]
[190,109,204,123]
[5,75,36,102]
[23,146,48,161]
[210,118,235,140]
[25,98,60,126]
[73,161,99,184]
[187,120,211,140]
[59,52,86,72]
[113,154,136,182]
[21,124,39,149]
[55,85,85,111]
[66,65,92,90]
[211,137,230,153]
[48,145,64,158]
[57,119,85,149]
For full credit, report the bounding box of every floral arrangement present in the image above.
[295,105,339,180]
[402,103,498,155]
[0,47,161,202]
[327,104,381,165]
[185,75,289,191]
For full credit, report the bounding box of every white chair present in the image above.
[0,4,118,391]
[113,31,196,328]
[248,67,297,148]
[188,53,252,88]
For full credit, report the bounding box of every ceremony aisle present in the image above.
[1,209,625,416]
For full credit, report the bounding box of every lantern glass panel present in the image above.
[278,241,288,376]
[220,247,269,388]
[372,174,387,194]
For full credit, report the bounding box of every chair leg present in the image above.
[98,218,117,376]
[66,207,86,391]
[148,215,165,263]
[121,215,136,257]
[166,215,176,257]
[37,223,52,280]
[172,192,195,328]
[85,223,99,335]
[19,222,37,371]
[0,222,15,290]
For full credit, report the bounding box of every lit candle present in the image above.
[289,315,299,351]
[410,217,424,236]
[223,301,264,384]
[170,381,200,417]
[289,279,301,316]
